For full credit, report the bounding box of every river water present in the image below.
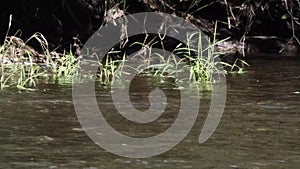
[0,57,299,168]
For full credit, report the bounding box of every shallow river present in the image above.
[0,57,299,168]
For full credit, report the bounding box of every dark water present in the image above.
[0,58,299,168]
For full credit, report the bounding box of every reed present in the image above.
[0,14,247,90]
[98,27,247,87]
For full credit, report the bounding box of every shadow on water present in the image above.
[0,56,299,168]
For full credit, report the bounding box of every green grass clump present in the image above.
[0,15,80,90]
[1,14,247,90]
[98,29,247,88]
[97,53,125,84]
[0,36,80,90]
[0,32,80,90]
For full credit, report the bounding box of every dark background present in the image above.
[0,0,299,53]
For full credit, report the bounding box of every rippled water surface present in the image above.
[0,58,299,168]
